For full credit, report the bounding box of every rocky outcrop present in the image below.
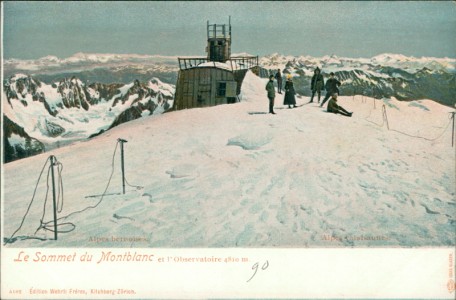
[3,116,45,163]
[88,82,124,105]
[4,75,44,106]
[57,77,90,111]
[109,106,143,129]
[3,75,175,163]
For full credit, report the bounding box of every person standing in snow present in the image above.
[266,74,276,114]
[327,94,352,117]
[275,69,283,94]
[309,67,324,103]
[283,74,297,108]
[320,72,341,107]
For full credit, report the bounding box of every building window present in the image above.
[217,82,226,97]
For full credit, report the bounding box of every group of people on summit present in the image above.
[266,68,353,117]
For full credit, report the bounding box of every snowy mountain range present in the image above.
[3,53,180,85]
[3,71,455,248]
[261,53,456,107]
[2,52,455,163]
[3,74,174,162]
[4,52,455,105]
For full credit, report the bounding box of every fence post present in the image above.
[382,105,390,130]
[50,155,58,240]
[118,139,128,194]
[451,112,455,147]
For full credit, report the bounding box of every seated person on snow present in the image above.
[327,94,353,117]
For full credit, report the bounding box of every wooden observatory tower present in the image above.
[206,19,231,62]
[173,18,259,110]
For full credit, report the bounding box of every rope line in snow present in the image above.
[364,105,385,128]
[35,157,74,236]
[3,157,51,245]
[49,140,120,223]
[36,161,52,234]
[389,114,453,142]
[124,177,144,190]
[42,138,144,224]
[29,142,120,242]
[364,103,454,143]
[4,155,73,245]
[5,139,145,245]
[56,161,64,213]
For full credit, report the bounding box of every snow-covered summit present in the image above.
[148,77,174,97]
[8,73,31,81]
[3,71,454,248]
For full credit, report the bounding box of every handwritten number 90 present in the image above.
[247,260,269,282]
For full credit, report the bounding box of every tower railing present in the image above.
[207,21,231,39]
[229,56,259,71]
[178,56,259,71]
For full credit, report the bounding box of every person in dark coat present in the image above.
[265,74,276,114]
[275,69,283,94]
[320,72,341,107]
[327,94,352,117]
[309,67,324,103]
[283,74,297,108]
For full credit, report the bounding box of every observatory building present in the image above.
[173,18,259,110]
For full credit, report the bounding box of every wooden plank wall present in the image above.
[175,68,237,109]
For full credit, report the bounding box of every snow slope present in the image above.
[2,71,455,248]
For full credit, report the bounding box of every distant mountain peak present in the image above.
[3,74,175,162]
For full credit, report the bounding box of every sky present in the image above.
[2,1,456,60]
